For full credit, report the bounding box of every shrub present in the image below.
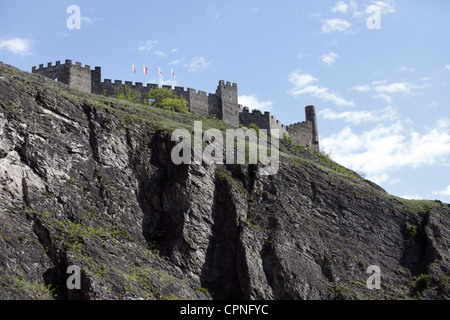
[147,88,189,113]
[111,85,144,104]
[283,134,292,144]
[412,274,431,296]
[248,123,260,134]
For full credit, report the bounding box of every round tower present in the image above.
[305,105,319,151]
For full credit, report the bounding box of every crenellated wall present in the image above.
[286,122,314,148]
[239,107,288,138]
[32,59,92,93]
[32,60,319,151]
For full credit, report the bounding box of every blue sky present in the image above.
[1,0,450,202]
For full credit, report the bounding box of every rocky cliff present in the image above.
[0,61,449,300]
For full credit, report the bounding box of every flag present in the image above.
[143,65,148,75]
[158,67,162,76]
[132,64,136,74]
[171,68,175,78]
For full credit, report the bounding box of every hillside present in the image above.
[0,61,449,300]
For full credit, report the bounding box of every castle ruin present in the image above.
[32,59,319,152]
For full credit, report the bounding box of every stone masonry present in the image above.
[32,59,319,151]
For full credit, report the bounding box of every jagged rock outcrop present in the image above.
[0,62,449,300]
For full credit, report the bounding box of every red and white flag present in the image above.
[171,68,175,78]
[158,67,162,76]
[132,64,136,74]
[143,65,148,75]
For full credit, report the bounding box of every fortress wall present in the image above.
[269,114,289,138]
[32,60,93,93]
[91,80,193,106]
[31,60,319,150]
[239,107,288,137]
[67,62,93,93]
[239,108,271,132]
[187,88,208,116]
[286,121,314,148]
[32,60,72,89]
[208,93,222,119]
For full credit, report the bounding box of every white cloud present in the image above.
[321,120,450,184]
[321,18,352,33]
[351,85,371,92]
[80,16,99,25]
[185,56,212,72]
[288,70,354,107]
[351,80,429,104]
[374,82,416,95]
[444,65,450,71]
[436,118,450,128]
[168,58,185,66]
[433,186,450,196]
[154,50,167,58]
[138,40,158,53]
[206,7,221,21]
[349,1,365,17]
[401,194,423,200]
[427,100,439,108]
[370,1,396,15]
[239,94,273,112]
[288,72,318,89]
[331,1,349,13]
[397,65,416,72]
[319,106,398,124]
[321,52,340,66]
[0,37,33,56]
[350,0,395,19]
[297,52,306,59]
[373,93,392,104]
[389,179,401,185]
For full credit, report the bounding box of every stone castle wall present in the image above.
[286,122,314,149]
[32,60,319,151]
[239,107,288,138]
[32,59,93,93]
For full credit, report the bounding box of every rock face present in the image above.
[0,62,449,300]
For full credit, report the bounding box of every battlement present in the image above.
[239,105,288,137]
[93,79,214,97]
[32,59,94,73]
[187,88,208,97]
[219,80,237,88]
[286,121,311,128]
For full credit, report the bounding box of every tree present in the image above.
[147,88,189,114]
[110,86,189,114]
[111,85,145,105]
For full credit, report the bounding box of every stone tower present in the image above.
[305,105,319,151]
[215,80,239,126]
[32,59,96,93]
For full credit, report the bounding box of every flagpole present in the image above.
[171,68,175,89]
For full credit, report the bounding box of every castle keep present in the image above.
[32,59,319,151]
